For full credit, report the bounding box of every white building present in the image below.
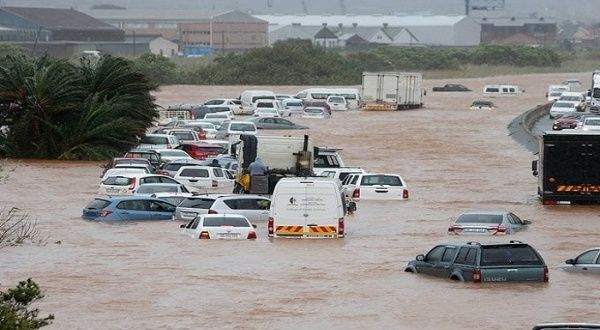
[255,14,481,46]
[125,35,178,57]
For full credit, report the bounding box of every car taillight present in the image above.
[473,269,481,283]
[338,217,345,236]
[99,210,112,217]
[448,225,460,232]
[212,180,218,187]
[199,231,210,239]
[129,177,137,190]
[247,231,257,239]
[208,209,218,214]
[544,266,549,282]
[352,188,360,198]
[403,189,409,199]
[496,226,507,233]
[268,217,274,237]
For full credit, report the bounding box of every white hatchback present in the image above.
[180,214,257,239]
[173,165,234,193]
[344,173,409,201]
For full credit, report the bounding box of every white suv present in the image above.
[343,173,409,201]
[173,165,234,193]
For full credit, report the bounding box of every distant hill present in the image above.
[4,0,600,23]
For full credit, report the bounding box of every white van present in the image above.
[268,177,346,238]
[295,88,360,110]
[240,90,276,110]
[546,84,570,102]
[483,84,524,96]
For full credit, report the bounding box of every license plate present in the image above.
[182,212,197,218]
[218,233,240,238]
[464,228,486,232]
[106,187,120,193]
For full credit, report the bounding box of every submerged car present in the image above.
[469,100,495,110]
[180,214,257,239]
[82,196,176,221]
[405,241,548,283]
[549,101,577,119]
[560,247,600,274]
[433,84,471,92]
[249,117,307,130]
[448,211,531,235]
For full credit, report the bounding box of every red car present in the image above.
[552,113,589,130]
[179,143,223,160]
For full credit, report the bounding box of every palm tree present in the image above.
[0,55,158,160]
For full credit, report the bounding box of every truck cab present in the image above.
[313,147,346,176]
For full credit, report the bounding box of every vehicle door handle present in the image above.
[121,211,129,214]
[582,267,588,270]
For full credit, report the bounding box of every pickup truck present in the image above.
[432,84,471,92]
[405,241,548,283]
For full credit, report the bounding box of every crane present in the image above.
[465,0,506,15]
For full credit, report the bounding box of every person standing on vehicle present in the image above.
[248,157,268,176]
[208,159,220,167]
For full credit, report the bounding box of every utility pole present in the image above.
[221,30,225,54]
[132,30,136,56]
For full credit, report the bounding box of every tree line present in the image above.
[132,41,563,86]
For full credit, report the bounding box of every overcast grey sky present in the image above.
[4,0,600,23]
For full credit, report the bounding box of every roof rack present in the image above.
[466,241,481,246]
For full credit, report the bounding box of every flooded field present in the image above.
[1,73,598,329]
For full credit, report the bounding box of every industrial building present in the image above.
[256,15,481,47]
[85,8,268,53]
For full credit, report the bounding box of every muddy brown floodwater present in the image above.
[1,73,599,330]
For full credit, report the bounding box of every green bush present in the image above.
[0,279,54,329]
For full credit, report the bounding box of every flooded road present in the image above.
[1,73,599,329]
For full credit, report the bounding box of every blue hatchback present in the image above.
[82,196,176,221]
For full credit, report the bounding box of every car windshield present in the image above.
[179,168,209,177]
[171,132,195,140]
[203,216,250,227]
[360,175,403,186]
[559,96,581,101]
[553,102,575,108]
[103,177,134,186]
[136,185,178,193]
[305,108,323,114]
[159,150,188,157]
[456,214,503,224]
[85,199,111,209]
[141,136,168,144]
[230,123,256,131]
[549,92,563,97]
[179,198,215,208]
[480,245,543,266]
[585,119,600,126]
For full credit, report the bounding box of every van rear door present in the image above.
[272,181,341,238]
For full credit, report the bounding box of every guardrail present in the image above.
[507,102,552,153]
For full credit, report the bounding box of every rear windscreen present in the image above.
[230,123,256,132]
[179,198,215,209]
[360,175,403,186]
[456,214,503,224]
[172,132,194,140]
[141,136,168,144]
[286,102,302,106]
[203,217,250,227]
[136,185,178,193]
[179,168,209,177]
[480,245,543,266]
[85,199,111,209]
[103,177,134,186]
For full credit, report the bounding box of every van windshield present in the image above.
[252,96,275,102]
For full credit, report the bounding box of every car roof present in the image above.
[199,214,249,219]
[217,194,270,200]
[137,183,180,187]
[459,210,509,216]
[96,195,174,202]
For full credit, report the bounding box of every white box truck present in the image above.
[361,72,423,111]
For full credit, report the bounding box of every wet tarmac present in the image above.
[0,73,598,329]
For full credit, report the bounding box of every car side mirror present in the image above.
[588,90,592,97]
[416,254,425,261]
[565,258,575,265]
[252,224,257,229]
[532,160,538,177]
[179,224,185,228]
[523,220,532,225]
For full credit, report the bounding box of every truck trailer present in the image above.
[533,131,600,204]
[361,72,423,111]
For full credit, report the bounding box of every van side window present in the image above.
[486,88,499,93]
[509,88,515,93]
[502,88,509,93]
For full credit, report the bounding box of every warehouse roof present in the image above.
[1,7,118,30]
[254,14,473,27]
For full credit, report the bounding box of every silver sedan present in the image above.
[560,248,600,274]
[448,211,531,235]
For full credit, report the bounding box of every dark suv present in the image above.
[405,241,548,283]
